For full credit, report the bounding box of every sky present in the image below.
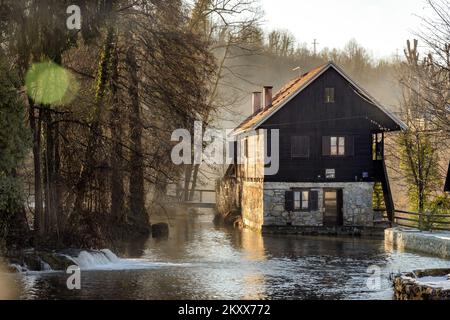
[260,0,430,58]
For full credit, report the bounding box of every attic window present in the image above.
[325,87,335,103]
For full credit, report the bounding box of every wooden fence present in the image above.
[392,209,450,232]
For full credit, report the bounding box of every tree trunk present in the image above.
[110,46,125,221]
[73,28,115,214]
[188,164,199,201]
[127,42,146,224]
[29,101,43,236]
[183,165,192,202]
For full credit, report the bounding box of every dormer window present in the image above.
[325,87,335,103]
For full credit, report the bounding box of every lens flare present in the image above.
[25,61,79,106]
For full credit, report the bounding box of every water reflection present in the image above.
[0,263,18,299]
[12,210,450,300]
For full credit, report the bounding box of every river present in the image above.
[11,210,450,300]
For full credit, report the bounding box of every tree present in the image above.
[397,40,441,221]
[0,52,30,251]
[415,0,450,134]
[267,30,296,57]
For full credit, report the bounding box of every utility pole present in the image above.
[312,39,319,56]
[395,48,401,61]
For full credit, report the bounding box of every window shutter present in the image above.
[291,136,310,158]
[310,191,319,211]
[322,136,331,156]
[303,136,310,158]
[291,136,298,157]
[284,191,294,212]
[346,136,354,156]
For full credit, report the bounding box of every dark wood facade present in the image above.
[259,67,399,183]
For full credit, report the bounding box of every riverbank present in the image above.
[385,227,450,259]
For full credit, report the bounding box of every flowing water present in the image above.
[9,210,450,300]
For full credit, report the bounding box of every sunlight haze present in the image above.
[261,0,428,58]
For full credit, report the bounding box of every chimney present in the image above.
[263,86,273,109]
[252,91,262,114]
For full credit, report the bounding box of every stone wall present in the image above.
[215,177,241,214]
[215,177,242,226]
[241,180,264,230]
[385,227,450,259]
[263,182,375,227]
[239,131,265,230]
[393,269,450,300]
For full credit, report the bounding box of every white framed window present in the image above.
[293,190,310,211]
[330,136,345,156]
[301,190,309,209]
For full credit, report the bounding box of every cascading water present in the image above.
[62,249,188,270]
[64,249,123,269]
[9,249,189,273]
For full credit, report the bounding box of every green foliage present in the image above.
[398,130,440,212]
[372,182,385,210]
[418,195,450,231]
[0,53,30,244]
[427,194,450,213]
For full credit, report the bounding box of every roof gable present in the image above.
[233,62,407,135]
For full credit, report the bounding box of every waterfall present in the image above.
[10,249,189,272]
[64,249,121,269]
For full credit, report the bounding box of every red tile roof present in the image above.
[233,62,406,135]
[234,63,328,134]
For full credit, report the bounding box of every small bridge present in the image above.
[182,189,216,208]
[165,186,216,209]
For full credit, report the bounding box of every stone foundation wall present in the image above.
[239,131,265,230]
[263,182,375,227]
[241,180,264,230]
[215,177,242,225]
[215,177,241,214]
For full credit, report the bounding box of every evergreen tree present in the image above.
[0,53,30,252]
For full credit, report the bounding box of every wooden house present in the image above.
[228,62,406,230]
